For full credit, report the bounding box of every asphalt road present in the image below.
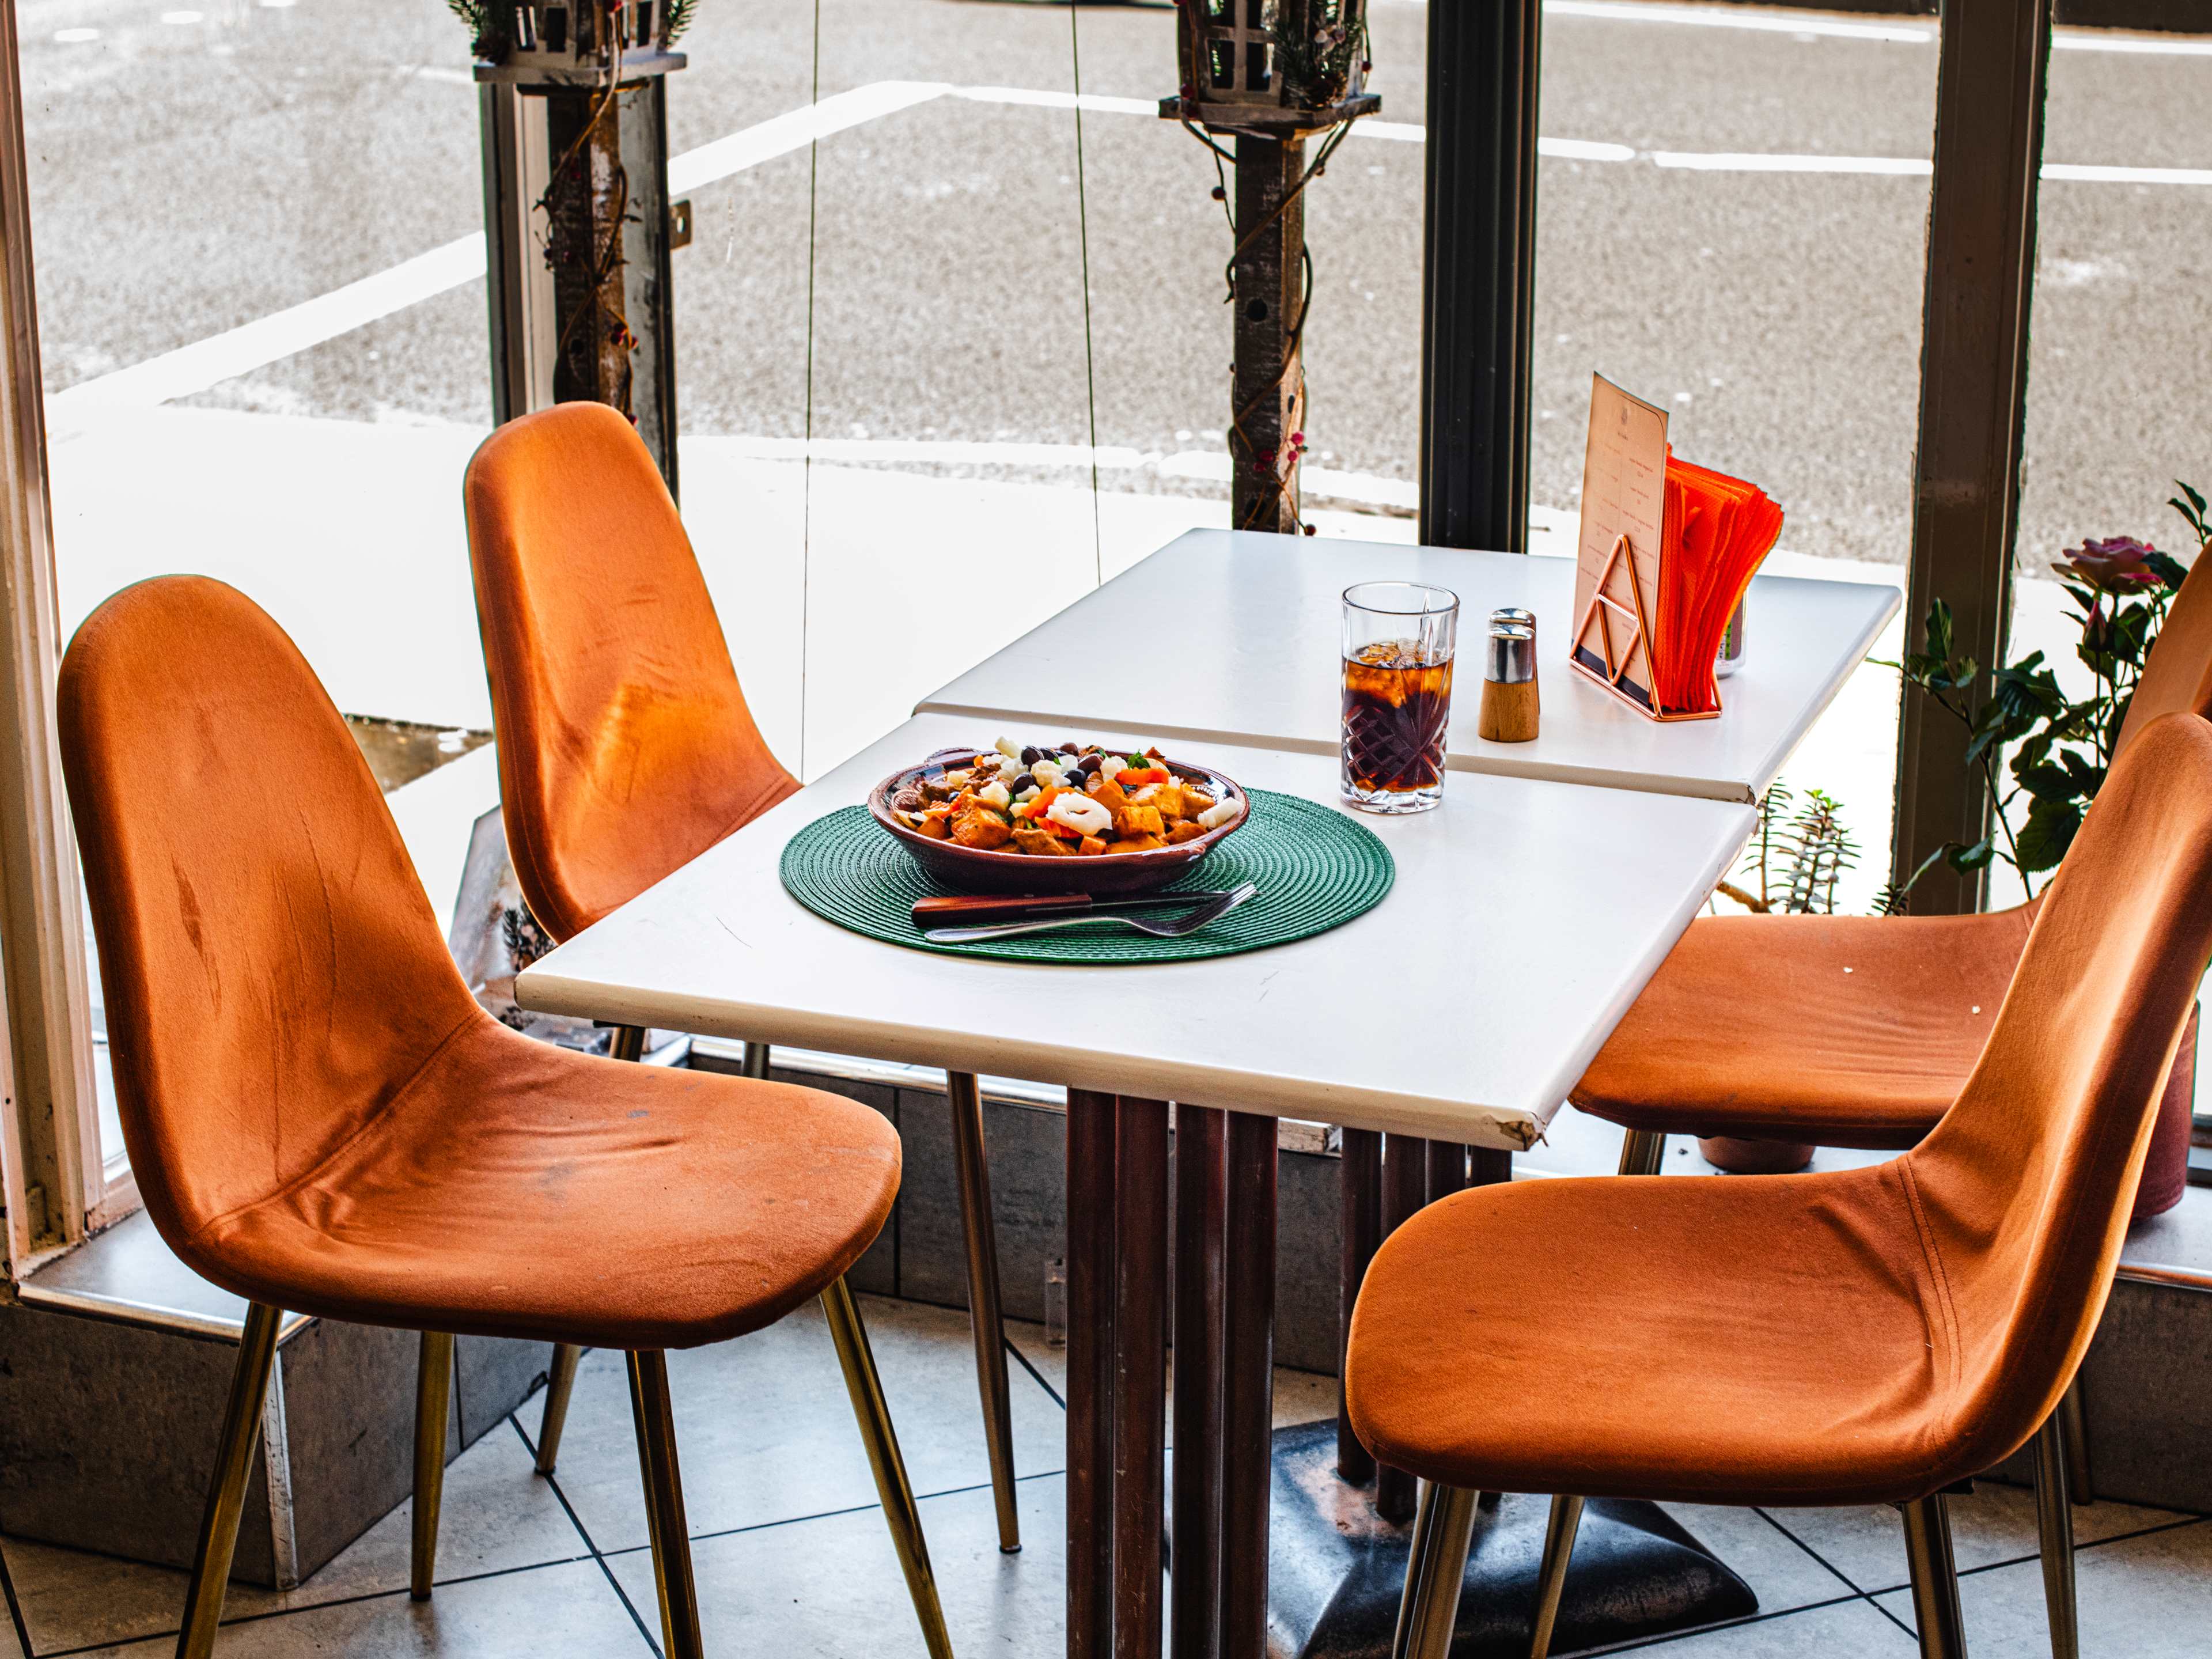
[16,0,2212,570]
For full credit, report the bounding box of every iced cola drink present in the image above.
[1340,583,1460,814]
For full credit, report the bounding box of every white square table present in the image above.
[518,710,1757,1659]
[917,529,1901,805]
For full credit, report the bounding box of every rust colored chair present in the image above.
[461,402,1024,1551]
[1548,554,2212,1658]
[60,577,953,1659]
[1347,711,2212,1659]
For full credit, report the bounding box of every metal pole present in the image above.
[1418,0,1541,552]
[1889,0,2052,912]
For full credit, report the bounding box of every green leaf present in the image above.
[2013,763,2078,802]
[2146,550,2191,589]
[1948,836,1998,873]
[2181,479,2207,518]
[2061,751,2105,794]
[2015,799,2082,874]
[1923,599,1955,663]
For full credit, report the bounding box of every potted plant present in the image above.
[1895,482,2211,1216]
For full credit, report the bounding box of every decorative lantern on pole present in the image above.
[1162,1,1377,535]
[462,2,692,495]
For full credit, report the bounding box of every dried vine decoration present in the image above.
[539,70,641,418]
[1181,109,1359,535]
[1169,0,1374,534]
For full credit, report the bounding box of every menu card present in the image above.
[1571,374,1671,709]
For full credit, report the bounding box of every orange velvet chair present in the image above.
[1574,547,2212,1171]
[462,402,1023,1550]
[1346,711,2212,1659]
[59,577,953,1659]
[1555,554,2212,1658]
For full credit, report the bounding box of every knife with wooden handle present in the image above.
[910,890,1232,926]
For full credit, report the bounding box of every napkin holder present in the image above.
[1568,531,1722,724]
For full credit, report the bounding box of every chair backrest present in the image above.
[58,577,484,1240]
[1906,711,2212,1469]
[2115,545,2212,754]
[463,402,798,942]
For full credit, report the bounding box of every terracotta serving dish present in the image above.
[867,748,1251,896]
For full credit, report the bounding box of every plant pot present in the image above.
[1696,1136,1815,1175]
[2133,1002,2199,1221]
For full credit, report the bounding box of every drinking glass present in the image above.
[1340,581,1460,813]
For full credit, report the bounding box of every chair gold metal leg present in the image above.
[2034,1410,2079,1659]
[1900,1493,1968,1659]
[743,1039,771,1078]
[627,1351,705,1659]
[536,1343,584,1474]
[822,1275,956,1659]
[1529,1494,1585,1658]
[1618,1129,1666,1177]
[410,1331,455,1600]
[2058,1377,2092,1503]
[1393,1480,1478,1659]
[176,1302,283,1659]
[948,1070,1021,1553]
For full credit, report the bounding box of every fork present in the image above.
[922,881,1259,944]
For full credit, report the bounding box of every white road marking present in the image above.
[52,81,959,429]
[2054,31,2212,57]
[48,71,2212,427]
[1543,1,1931,44]
[668,79,949,195]
[1540,1,2212,57]
[2044,161,2212,184]
[1653,150,1932,176]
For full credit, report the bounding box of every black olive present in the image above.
[1010,772,1035,794]
[1079,752,1104,773]
[1020,745,1043,766]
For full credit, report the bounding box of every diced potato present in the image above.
[1091,779,1130,815]
[952,808,1013,850]
[916,812,953,840]
[1151,782,1188,820]
[1013,823,1073,857]
[1165,821,1207,845]
[1181,788,1216,816]
[1077,835,1109,857]
[1115,804,1165,838]
[1115,832,1166,854]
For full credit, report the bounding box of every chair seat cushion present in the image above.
[1570,907,2034,1147]
[181,1019,899,1351]
[1344,1168,1999,1508]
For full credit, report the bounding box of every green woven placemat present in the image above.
[779,790,1393,964]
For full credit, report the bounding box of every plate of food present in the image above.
[868,738,1251,896]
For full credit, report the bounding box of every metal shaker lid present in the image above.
[1490,606,1537,637]
[1485,622,1536,684]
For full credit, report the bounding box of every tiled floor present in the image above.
[2,1296,2208,1657]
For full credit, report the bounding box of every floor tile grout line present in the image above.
[508,1412,665,1657]
[599,1468,1070,1559]
[1568,1587,1901,1654]
[1851,1506,2212,1599]
[1752,1505,1886,1598]
[1748,1506,1918,1640]
[28,1552,607,1659]
[1006,1334,1066,1409]
[0,1536,37,1659]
